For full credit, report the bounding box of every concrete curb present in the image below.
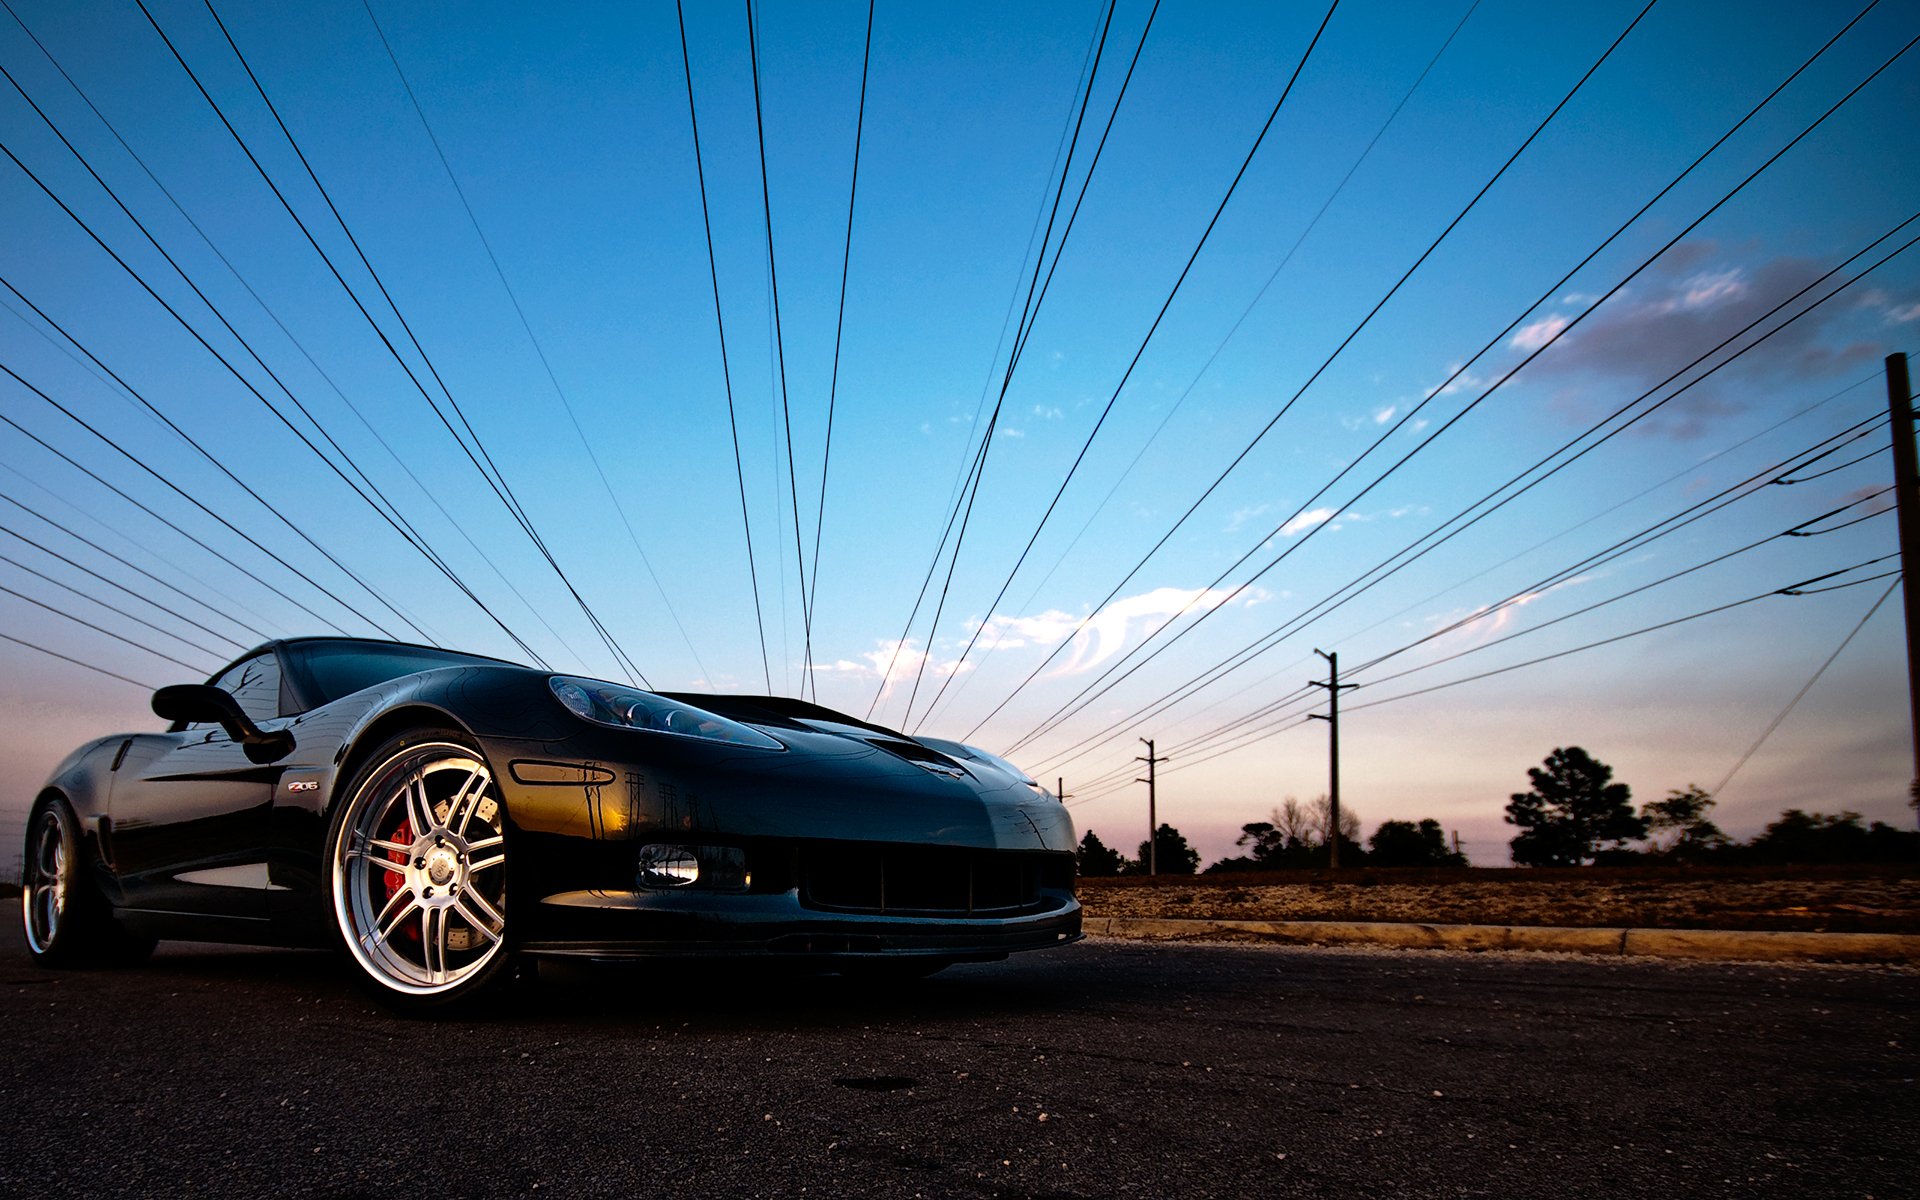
[1082,916,1920,964]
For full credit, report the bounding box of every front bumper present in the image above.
[521,887,1083,962]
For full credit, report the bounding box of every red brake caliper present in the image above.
[385,817,418,942]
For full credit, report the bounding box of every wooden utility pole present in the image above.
[1887,352,1920,826]
[1136,738,1168,875]
[1307,650,1358,868]
[1056,777,1072,805]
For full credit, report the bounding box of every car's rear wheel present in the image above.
[21,799,154,967]
[326,731,514,1011]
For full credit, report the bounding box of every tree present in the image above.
[1369,818,1466,867]
[1274,796,1314,846]
[1076,829,1126,877]
[1748,809,1870,864]
[1309,793,1360,846]
[1642,784,1727,858]
[1130,823,1201,875]
[1505,746,1646,866]
[1235,820,1285,863]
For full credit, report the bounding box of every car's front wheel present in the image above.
[326,731,515,1011]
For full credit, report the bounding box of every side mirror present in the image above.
[152,684,296,764]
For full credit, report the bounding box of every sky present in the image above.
[1,0,1917,873]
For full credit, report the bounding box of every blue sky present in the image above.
[2,0,1917,868]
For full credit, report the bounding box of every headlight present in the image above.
[549,677,782,750]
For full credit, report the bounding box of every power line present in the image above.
[1000,33,1919,757]
[0,629,156,690]
[872,0,1125,724]
[359,0,710,682]
[677,0,771,691]
[929,0,1482,728]
[805,0,875,702]
[0,514,245,655]
[0,577,210,674]
[1711,576,1901,797]
[0,54,561,655]
[1071,559,1896,803]
[193,0,644,682]
[913,0,1335,731]
[1023,216,1917,770]
[0,550,228,661]
[745,0,811,697]
[0,355,356,635]
[0,3,587,666]
[977,0,1880,747]
[0,468,271,644]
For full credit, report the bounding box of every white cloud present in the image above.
[1888,302,1920,324]
[1510,314,1570,352]
[1031,404,1063,419]
[1226,503,1272,532]
[823,639,976,702]
[1681,266,1746,309]
[840,584,1265,692]
[1040,585,1253,677]
[1423,363,1485,399]
[1002,427,1026,439]
[1280,507,1336,537]
[1373,404,1397,425]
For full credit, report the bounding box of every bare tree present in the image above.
[1309,793,1360,845]
[1274,796,1313,845]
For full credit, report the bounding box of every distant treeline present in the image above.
[1074,745,1920,875]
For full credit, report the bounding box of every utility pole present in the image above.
[1056,777,1072,805]
[1887,352,1920,826]
[1307,649,1358,868]
[1136,738,1168,875]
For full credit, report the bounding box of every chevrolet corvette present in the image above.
[19,637,1081,1010]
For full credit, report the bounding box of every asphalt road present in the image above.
[1,936,1913,1199]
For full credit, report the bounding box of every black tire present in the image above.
[324,728,519,1013]
[20,799,155,967]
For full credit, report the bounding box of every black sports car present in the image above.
[19,637,1081,1010]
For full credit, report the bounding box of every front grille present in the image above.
[800,844,1068,916]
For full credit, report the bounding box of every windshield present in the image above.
[293,641,508,707]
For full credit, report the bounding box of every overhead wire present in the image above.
[196,0,639,679]
[0,549,231,660]
[1069,555,1900,803]
[744,0,811,696]
[911,0,1336,731]
[0,2,591,666]
[0,629,156,689]
[0,354,360,636]
[1062,413,1897,795]
[805,0,875,702]
[977,0,1879,747]
[0,461,276,643]
[145,0,639,679]
[676,0,772,691]
[0,57,556,654]
[1709,566,1882,803]
[1000,29,1919,756]
[1022,213,1919,769]
[870,0,1124,724]
[0,512,246,654]
[359,0,711,682]
[926,0,1483,729]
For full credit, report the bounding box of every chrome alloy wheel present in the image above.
[21,807,68,955]
[331,743,508,996]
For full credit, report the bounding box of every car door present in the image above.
[106,651,289,926]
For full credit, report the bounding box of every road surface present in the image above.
[1,936,1912,1197]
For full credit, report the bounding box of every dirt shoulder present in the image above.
[1077,864,1920,933]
